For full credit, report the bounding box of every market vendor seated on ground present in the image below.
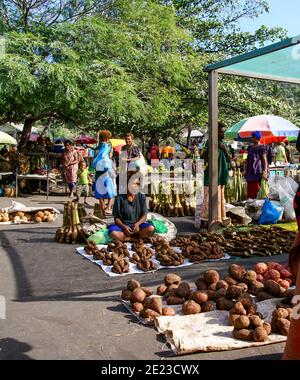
[108,175,154,242]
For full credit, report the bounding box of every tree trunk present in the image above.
[186,125,192,147]
[18,118,34,149]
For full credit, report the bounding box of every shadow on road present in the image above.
[0,338,33,360]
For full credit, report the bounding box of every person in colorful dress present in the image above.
[62,140,79,198]
[244,131,268,199]
[93,130,117,215]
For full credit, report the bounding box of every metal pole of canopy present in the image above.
[208,70,219,227]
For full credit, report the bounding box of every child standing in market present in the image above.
[76,160,92,205]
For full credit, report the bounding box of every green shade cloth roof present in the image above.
[205,35,300,84]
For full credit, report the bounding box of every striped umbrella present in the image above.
[226,115,299,142]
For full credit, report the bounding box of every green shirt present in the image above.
[203,141,230,186]
[77,168,89,185]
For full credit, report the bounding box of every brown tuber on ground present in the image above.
[182,300,201,315]
[195,278,208,290]
[176,282,191,298]
[277,318,290,336]
[228,314,240,326]
[263,322,272,335]
[257,291,274,301]
[162,307,176,316]
[228,264,246,282]
[253,326,268,342]
[167,284,179,297]
[216,280,229,290]
[249,280,264,295]
[167,296,185,305]
[203,270,220,284]
[164,273,181,286]
[216,297,235,311]
[233,329,253,341]
[131,288,146,303]
[201,301,215,312]
[242,270,257,285]
[272,308,289,320]
[121,289,132,301]
[224,276,238,286]
[233,315,250,329]
[205,289,216,300]
[226,285,243,300]
[246,304,258,315]
[157,284,168,296]
[127,279,141,291]
[249,315,263,328]
[190,291,208,304]
[237,293,253,309]
[208,283,217,291]
[263,280,281,297]
[140,309,160,320]
[212,288,227,301]
[132,302,144,313]
[141,287,152,296]
[236,283,248,292]
[231,302,247,316]
[148,297,163,314]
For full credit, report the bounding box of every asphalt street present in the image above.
[0,195,288,360]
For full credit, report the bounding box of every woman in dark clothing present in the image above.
[108,175,154,242]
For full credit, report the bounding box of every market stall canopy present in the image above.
[75,135,97,145]
[205,35,300,84]
[183,130,204,138]
[204,34,300,226]
[0,131,17,145]
[225,115,299,141]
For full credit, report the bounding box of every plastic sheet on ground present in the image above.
[76,244,230,277]
[0,200,60,224]
[154,299,286,355]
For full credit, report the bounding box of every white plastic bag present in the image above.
[279,185,296,220]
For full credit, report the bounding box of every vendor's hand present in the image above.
[123,226,133,236]
[219,143,226,151]
[262,172,268,180]
[132,224,140,234]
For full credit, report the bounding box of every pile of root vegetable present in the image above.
[55,201,87,244]
[121,261,296,342]
[0,209,56,223]
[83,236,225,274]
[171,225,296,258]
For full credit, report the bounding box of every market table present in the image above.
[0,171,14,178]
[15,172,57,199]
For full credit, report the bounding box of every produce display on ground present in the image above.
[171,226,295,258]
[120,262,295,323]
[76,237,230,277]
[55,201,87,244]
[120,262,295,354]
[0,200,59,224]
